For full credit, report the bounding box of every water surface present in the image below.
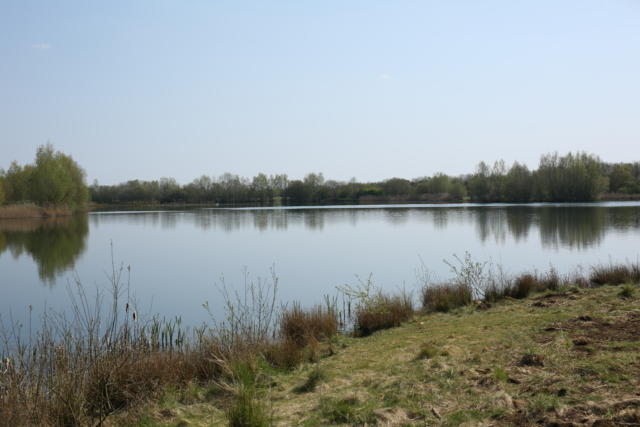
[1,203,639,329]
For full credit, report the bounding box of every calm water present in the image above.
[2,203,640,329]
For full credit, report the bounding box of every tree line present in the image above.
[89,151,640,205]
[0,145,89,208]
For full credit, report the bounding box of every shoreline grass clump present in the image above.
[590,261,640,286]
[353,294,414,337]
[422,283,473,312]
[337,275,414,337]
[280,303,338,348]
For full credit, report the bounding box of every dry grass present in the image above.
[422,283,472,312]
[0,203,72,219]
[144,282,640,426]
[5,259,640,426]
[280,304,337,347]
[590,261,640,286]
[354,294,413,337]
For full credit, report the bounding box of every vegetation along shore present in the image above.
[2,146,640,218]
[1,257,639,425]
[0,145,88,219]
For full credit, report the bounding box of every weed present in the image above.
[493,367,509,382]
[293,365,326,393]
[319,395,375,424]
[618,284,635,298]
[415,342,439,360]
[226,387,271,427]
[422,284,472,312]
[590,262,640,286]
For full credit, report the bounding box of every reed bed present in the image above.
[0,204,72,220]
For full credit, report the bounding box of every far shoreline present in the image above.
[2,194,639,220]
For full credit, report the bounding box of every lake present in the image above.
[2,202,640,330]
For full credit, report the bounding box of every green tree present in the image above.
[609,164,636,193]
[0,175,5,205]
[504,162,533,202]
[28,144,89,207]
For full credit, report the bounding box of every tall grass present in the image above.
[3,251,640,425]
[419,254,640,313]
[0,203,71,219]
[0,259,222,426]
[338,276,414,337]
[590,261,640,286]
[0,262,340,425]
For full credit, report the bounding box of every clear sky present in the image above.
[2,0,639,185]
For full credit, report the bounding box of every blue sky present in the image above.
[2,1,639,184]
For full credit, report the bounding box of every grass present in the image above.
[590,261,640,285]
[292,365,326,394]
[422,283,472,312]
[415,342,439,360]
[618,283,636,298]
[280,303,337,348]
[0,203,72,219]
[128,282,640,426]
[353,294,414,337]
[4,258,640,426]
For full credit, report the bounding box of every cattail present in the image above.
[132,311,137,321]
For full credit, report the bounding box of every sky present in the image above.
[1,0,639,185]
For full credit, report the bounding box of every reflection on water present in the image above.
[0,215,88,283]
[3,204,640,288]
[3,203,640,335]
[91,205,640,251]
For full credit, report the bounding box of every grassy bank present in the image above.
[127,280,640,426]
[0,204,73,219]
[2,260,640,426]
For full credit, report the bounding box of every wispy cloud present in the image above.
[378,72,392,80]
[31,43,51,50]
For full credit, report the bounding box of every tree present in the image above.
[609,164,636,193]
[28,144,89,207]
[0,176,5,205]
[504,162,533,202]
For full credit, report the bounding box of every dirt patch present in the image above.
[500,397,640,426]
[545,312,640,345]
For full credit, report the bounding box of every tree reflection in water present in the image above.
[0,214,89,283]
